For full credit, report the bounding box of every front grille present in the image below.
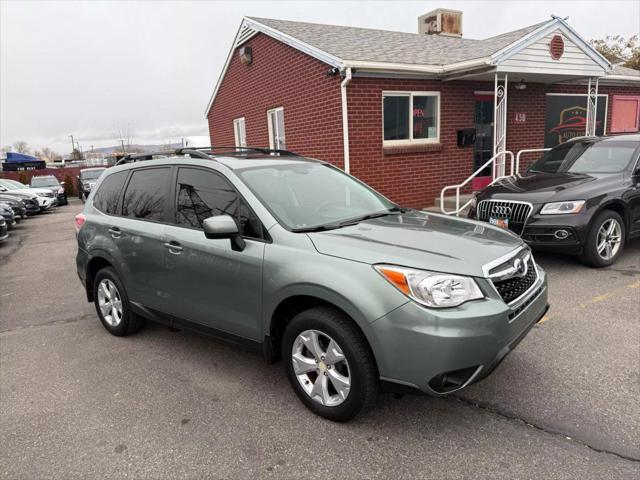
[477,200,532,235]
[492,258,537,304]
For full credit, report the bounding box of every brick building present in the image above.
[206,10,640,209]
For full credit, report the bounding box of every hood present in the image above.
[7,187,51,197]
[307,211,523,277]
[0,191,36,201]
[479,172,623,204]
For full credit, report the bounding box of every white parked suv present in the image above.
[0,179,57,211]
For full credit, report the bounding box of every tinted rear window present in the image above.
[122,168,171,221]
[93,171,128,215]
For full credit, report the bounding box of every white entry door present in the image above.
[267,107,286,150]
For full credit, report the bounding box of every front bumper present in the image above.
[520,214,589,255]
[370,267,548,395]
[469,205,589,255]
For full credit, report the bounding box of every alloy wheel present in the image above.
[596,218,622,261]
[291,329,351,407]
[97,279,123,327]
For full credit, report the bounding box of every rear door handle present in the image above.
[163,241,183,254]
[108,227,121,238]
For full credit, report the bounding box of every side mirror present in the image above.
[203,215,245,251]
[60,181,66,185]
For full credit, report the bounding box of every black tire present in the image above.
[92,267,144,336]
[282,306,378,422]
[580,210,626,267]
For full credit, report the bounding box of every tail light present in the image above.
[74,213,86,233]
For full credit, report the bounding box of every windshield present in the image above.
[237,162,397,231]
[81,169,105,180]
[529,141,638,174]
[30,176,60,187]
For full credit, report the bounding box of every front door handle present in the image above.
[163,241,183,254]
[108,227,121,239]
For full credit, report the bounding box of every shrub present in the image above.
[63,174,76,196]
[18,171,28,185]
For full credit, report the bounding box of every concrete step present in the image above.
[425,194,474,215]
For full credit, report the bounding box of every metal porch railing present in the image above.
[439,151,514,216]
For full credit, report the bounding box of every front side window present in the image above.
[383,92,439,144]
[175,167,262,239]
[122,167,171,221]
[237,162,395,231]
[93,171,128,215]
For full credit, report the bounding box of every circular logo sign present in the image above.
[549,34,564,60]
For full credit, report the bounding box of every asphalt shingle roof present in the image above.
[611,64,640,77]
[248,17,548,66]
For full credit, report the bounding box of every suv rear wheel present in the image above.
[93,267,143,336]
[581,210,626,267]
[282,306,378,422]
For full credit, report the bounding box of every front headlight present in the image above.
[57,187,64,194]
[374,265,484,308]
[540,200,585,215]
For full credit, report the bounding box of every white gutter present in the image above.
[340,68,352,174]
[601,75,640,83]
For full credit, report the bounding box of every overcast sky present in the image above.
[1,0,639,155]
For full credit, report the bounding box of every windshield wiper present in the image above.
[338,208,406,227]
[292,223,345,233]
[293,207,409,233]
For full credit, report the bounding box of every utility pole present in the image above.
[69,135,75,153]
[120,139,127,154]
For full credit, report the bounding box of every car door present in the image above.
[162,166,265,341]
[629,156,640,234]
[115,166,174,311]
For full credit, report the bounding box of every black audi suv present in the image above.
[469,135,640,267]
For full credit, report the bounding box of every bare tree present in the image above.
[590,35,640,69]
[12,141,31,154]
[40,147,60,162]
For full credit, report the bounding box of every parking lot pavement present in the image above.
[1,202,639,479]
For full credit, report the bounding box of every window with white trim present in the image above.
[382,92,440,145]
[233,117,247,147]
[267,107,286,150]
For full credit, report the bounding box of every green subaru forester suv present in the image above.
[75,148,549,421]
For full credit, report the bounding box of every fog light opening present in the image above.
[554,229,570,240]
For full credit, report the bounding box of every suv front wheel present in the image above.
[93,267,144,336]
[282,306,378,422]
[581,210,626,267]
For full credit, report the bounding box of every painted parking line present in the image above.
[540,280,639,324]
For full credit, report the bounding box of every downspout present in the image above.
[340,68,352,173]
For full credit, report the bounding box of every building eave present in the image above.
[490,17,612,72]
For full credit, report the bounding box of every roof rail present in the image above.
[114,145,299,166]
[176,146,300,157]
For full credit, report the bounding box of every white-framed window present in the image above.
[233,117,247,147]
[267,107,286,150]
[382,91,440,145]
